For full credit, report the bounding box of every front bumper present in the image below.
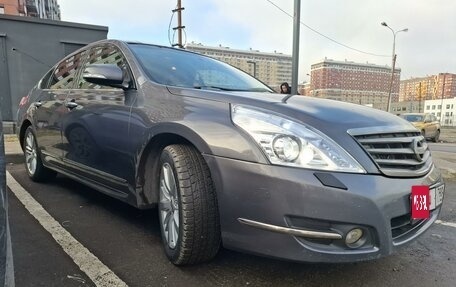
[204,155,443,263]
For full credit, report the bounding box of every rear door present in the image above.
[34,50,86,164]
[61,44,137,194]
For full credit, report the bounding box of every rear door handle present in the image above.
[65,101,78,109]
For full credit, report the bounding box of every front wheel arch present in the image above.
[138,132,209,207]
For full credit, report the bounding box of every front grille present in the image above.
[353,131,432,177]
[391,213,427,242]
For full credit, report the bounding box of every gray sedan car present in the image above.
[16,40,444,265]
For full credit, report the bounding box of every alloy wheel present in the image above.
[159,162,180,249]
[25,132,38,175]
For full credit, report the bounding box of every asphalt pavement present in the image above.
[3,135,456,286]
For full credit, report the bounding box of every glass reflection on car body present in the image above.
[128,44,272,92]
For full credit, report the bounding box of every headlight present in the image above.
[231,105,365,173]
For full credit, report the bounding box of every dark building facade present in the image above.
[309,58,401,111]
[0,14,107,126]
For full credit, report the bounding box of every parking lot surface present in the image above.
[4,160,456,287]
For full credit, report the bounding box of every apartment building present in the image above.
[0,0,60,20]
[186,42,292,87]
[399,73,456,102]
[424,98,456,126]
[309,58,400,111]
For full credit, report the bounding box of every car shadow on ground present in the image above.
[43,175,395,273]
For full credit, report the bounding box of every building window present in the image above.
[432,105,436,109]
[447,104,451,109]
[438,105,442,109]
[426,105,430,110]
[0,5,4,14]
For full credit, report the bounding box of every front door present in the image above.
[61,44,137,193]
[34,51,86,163]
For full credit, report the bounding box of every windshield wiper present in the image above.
[193,85,250,92]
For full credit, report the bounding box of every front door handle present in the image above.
[65,101,78,109]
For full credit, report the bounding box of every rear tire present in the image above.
[23,126,56,182]
[158,144,220,265]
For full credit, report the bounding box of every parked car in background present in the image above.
[400,113,441,142]
[16,40,444,265]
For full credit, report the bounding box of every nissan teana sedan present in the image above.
[17,40,444,265]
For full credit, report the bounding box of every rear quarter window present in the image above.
[39,68,55,89]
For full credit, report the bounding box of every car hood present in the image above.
[168,87,416,134]
[166,87,423,174]
[410,122,425,127]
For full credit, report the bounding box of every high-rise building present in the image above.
[0,0,60,20]
[399,73,456,102]
[309,58,400,111]
[186,42,292,87]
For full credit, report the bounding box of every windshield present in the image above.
[128,44,272,92]
[401,114,424,122]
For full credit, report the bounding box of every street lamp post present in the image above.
[381,22,408,113]
[440,73,446,124]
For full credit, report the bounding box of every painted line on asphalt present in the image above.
[6,171,128,287]
[436,220,456,229]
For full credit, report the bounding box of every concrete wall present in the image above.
[0,14,108,125]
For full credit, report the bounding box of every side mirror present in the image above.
[82,64,126,88]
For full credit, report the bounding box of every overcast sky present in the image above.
[59,0,456,82]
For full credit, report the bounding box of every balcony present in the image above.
[26,0,38,13]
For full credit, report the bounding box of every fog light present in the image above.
[345,228,364,245]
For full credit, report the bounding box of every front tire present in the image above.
[432,130,440,142]
[158,144,220,265]
[23,126,56,182]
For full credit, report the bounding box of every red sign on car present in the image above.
[411,186,430,219]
